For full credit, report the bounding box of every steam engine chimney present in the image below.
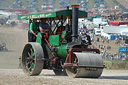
[71,5,79,42]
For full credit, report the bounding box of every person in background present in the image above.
[97,37,99,42]
[28,19,38,42]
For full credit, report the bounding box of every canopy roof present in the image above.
[18,10,87,20]
[85,14,101,20]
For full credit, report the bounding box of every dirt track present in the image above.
[0,26,27,68]
[0,26,128,85]
[0,69,128,85]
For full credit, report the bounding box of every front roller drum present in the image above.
[22,42,44,76]
[65,52,104,78]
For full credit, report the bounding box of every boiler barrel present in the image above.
[55,44,68,58]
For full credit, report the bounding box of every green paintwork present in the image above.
[49,35,59,46]
[36,32,42,45]
[49,31,68,58]
[48,31,68,58]
[29,62,34,71]
[30,48,35,56]
[61,31,66,41]
[55,44,68,58]
[36,32,48,57]
[18,12,56,20]
[18,10,87,20]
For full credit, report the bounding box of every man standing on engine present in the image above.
[28,19,38,42]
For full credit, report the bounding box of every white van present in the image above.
[94,28,101,36]
[95,30,101,36]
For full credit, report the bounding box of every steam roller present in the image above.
[19,5,105,78]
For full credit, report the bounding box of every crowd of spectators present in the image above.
[90,32,126,61]
[78,19,127,62]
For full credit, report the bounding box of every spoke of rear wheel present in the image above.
[33,58,35,61]
[30,48,35,57]
[28,65,32,71]
[27,57,30,60]
[30,48,35,61]
[29,62,34,71]
[26,62,30,66]
[32,52,35,56]
[28,52,31,57]
[31,63,34,68]
[26,62,30,70]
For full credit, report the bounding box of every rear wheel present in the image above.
[22,42,44,76]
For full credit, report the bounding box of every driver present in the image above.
[39,18,50,33]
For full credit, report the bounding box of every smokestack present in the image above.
[67,6,69,10]
[71,5,79,42]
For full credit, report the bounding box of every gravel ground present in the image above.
[0,69,128,85]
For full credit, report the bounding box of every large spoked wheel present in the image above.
[22,42,44,76]
[65,52,104,78]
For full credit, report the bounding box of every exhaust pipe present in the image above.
[71,5,79,42]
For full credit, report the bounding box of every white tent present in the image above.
[101,26,128,39]
[121,29,128,36]
[102,26,128,34]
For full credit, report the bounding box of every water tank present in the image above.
[115,34,119,39]
[110,34,113,40]
[112,35,115,40]
[110,34,115,40]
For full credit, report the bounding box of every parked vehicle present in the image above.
[94,28,101,36]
